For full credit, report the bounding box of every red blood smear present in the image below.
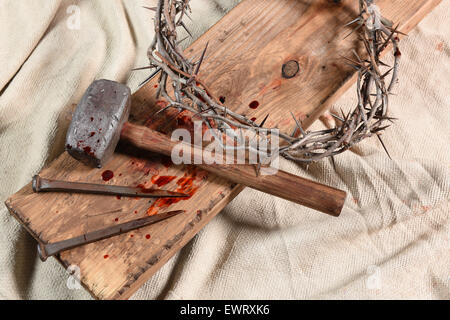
[89,132,96,137]
[83,146,93,155]
[134,210,138,214]
[104,255,109,259]
[249,100,259,109]
[116,195,121,200]
[119,173,122,176]
[136,184,157,193]
[102,170,114,181]
[145,168,200,216]
[154,84,158,88]
[145,234,151,239]
[251,117,257,122]
[151,175,176,187]
[130,234,134,238]
[90,117,94,121]
[394,48,401,57]
[114,218,119,222]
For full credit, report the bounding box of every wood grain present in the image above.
[5,0,441,300]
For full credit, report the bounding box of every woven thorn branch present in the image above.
[138,0,402,165]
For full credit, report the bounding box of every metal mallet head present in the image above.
[65,79,131,168]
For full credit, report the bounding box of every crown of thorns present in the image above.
[138,0,401,166]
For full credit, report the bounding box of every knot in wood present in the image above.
[282,60,300,79]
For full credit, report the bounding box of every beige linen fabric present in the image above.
[0,0,448,300]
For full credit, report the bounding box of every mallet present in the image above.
[66,79,346,216]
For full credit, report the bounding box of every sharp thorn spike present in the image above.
[259,114,270,128]
[194,41,209,75]
[376,134,392,160]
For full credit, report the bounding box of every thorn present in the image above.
[343,62,361,71]
[138,67,162,87]
[132,65,155,71]
[290,112,305,136]
[330,156,337,171]
[343,23,362,40]
[378,60,391,68]
[330,112,345,122]
[142,6,157,12]
[387,25,407,36]
[340,108,348,122]
[259,114,270,128]
[352,49,363,63]
[179,21,193,38]
[376,134,392,160]
[254,163,261,177]
[344,17,361,27]
[194,41,209,75]
[381,68,394,79]
[177,36,190,45]
[153,104,172,116]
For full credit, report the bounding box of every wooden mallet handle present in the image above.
[121,122,346,216]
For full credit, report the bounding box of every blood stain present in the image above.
[104,255,109,259]
[249,100,259,109]
[134,210,138,214]
[114,218,119,222]
[102,170,114,181]
[116,195,121,200]
[145,234,151,239]
[90,117,94,121]
[151,175,176,187]
[145,168,200,216]
[251,117,257,122]
[89,132,96,137]
[130,234,134,238]
[83,146,94,155]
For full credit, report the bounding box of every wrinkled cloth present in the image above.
[0,0,448,300]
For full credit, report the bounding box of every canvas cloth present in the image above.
[0,0,448,300]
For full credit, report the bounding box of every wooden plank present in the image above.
[5,0,441,299]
